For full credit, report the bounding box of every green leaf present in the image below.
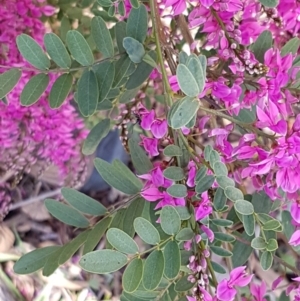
[195,175,214,194]
[176,64,200,97]
[266,238,278,252]
[251,237,266,250]
[95,158,142,194]
[126,50,156,89]
[259,0,278,8]
[0,69,22,99]
[204,145,213,161]
[44,199,89,228]
[211,261,226,274]
[106,228,138,254]
[198,55,207,77]
[210,245,233,257]
[214,232,235,243]
[186,56,205,93]
[142,250,164,290]
[122,197,145,237]
[251,30,272,63]
[195,166,208,182]
[113,55,135,88]
[66,30,94,66]
[123,37,145,63]
[44,33,71,68]
[243,214,255,236]
[281,37,300,56]
[232,232,254,267]
[142,53,157,68]
[118,1,126,16]
[175,206,191,220]
[213,162,228,176]
[77,70,98,117]
[129,0,140,8]
[49,73,73,108]
[167,184,187,198]
[20,74,49,106]
[80,250,128,273]
[260,251,273,270]
[282,210,293,240]
[83,217,112,254]
[263,219,281,231]
[59,230,90,264]
[175,275,195,292]
[93,60,115,103]
[211,219,233,227]
[14,246,60,274]
[209,150,221,165]
[163,145,183,157]
[91,16,114,58]
[163,241,180,279]
[82,119,111,155]
[216,176,235,189]
[134,217,160,245]
[42,247,63,276]
[213,188,227,211]
[61,187,107,216]
[161,206,181,235]
[251,191,273,214]
[224,186,243,202]
[163,167,185,181]
[175,228,194,241]
[126,4,148,43]
[123,258,143,293]
[128,138,153,175]
[169,96,200,129]
[234,200,254,215]
[16,34,50,70]
[115,21,127,53]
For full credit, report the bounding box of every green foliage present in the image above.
[123,37,145,63]
[16,34,50,70]
[232,232,254,267]
[175,275,195,292]
[77,70,99,116]
[134,217,160,245]
[260,251,273,270]
[195,175,215,194]
[14,246,61,274]
[0,69,22,100]
[83,217,112,254]
[176,64,200,97]
[123,258,143,293]
[49,73,73,108]
[213,188,227,211]
[82,118,111,155]
[251,30,272,63]
[211,219,233,227]
[168,96,200,129]
[215,175,235,189]
[281,37,300,56]
[259,0,278,7]
[213,161,228,176]
[91,16,114,58]
[126,4,148,43]
[243,214,255,236]
[94,158,143,194]
[163,241,180,279]
[251,237,267,250]
[175,228,194,241]
[211,261,226,274]
[106,228,139,254]
[21,74,49,106]
[210,245,233,257]
[224,186,243,202]
[61,187,107,216]
[128,138,153,175]
[160,206,181,235]
[143,250,164,290]
[214,232,235,243]
[167,184,187,197]
[44,33,71,68]
[45,199,89,228]
[234,200,254,215]
[80,250,128,273]
[66,30,94,66]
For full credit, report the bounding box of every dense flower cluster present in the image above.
[0,0,87,219]
[126,0,300,300]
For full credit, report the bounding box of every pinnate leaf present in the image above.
[123,258,143,293]
[161,206,181,235]
[134,217,160,245]
[0,69,22,100]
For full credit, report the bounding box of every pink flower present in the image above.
[250,282,267,301]
[217,266,253,301]
[289,230,300,246]
[164,0,186,15]
[141,187,163,201]
[141,136,159,156]
[151,119,168,139]
[291,202,300,223]
[140,109,155,130]
[195,192,213,221]
[201,225,214,242]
